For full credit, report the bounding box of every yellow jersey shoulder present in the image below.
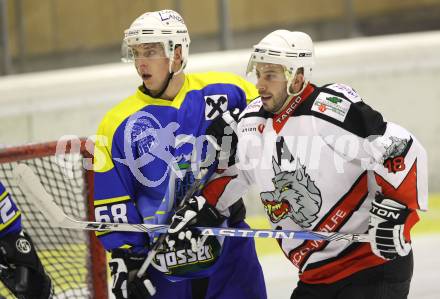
[97,92,145,140]
[187,72,258,102]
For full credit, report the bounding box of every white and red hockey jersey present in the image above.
[204,83,428,284]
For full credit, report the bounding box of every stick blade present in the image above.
[14,163,66,226]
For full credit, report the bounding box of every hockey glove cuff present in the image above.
[368,197,412,260]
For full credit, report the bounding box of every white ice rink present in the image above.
[261,234,440,299]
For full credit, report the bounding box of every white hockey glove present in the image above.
[167,195,224,252]
[0,231,53,299]
[109,249,156,299]
[368,197,412,260]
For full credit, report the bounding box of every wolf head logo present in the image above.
[260,158,322,228]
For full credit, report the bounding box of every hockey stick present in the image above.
[13,163,370,243]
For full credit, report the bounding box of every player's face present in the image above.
[132,43,170,93]
[255,63,289,114]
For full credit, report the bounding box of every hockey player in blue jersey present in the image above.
[93,9,266,299]
[0,180,52,299]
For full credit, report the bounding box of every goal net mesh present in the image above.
[0,140,107,299]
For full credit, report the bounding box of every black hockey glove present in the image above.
[109,249,156,299]
[368,196,412,260]
[206,109,240,168]
[167,195,224,252]
[0,231,53,299]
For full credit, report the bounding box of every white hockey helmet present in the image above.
[122,10,190,74]
[247,30,314,95]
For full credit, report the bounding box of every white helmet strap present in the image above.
[286,71,308,96]
[170,45,185,75]
[168,51,175,74]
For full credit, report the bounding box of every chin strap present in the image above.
[142,72,175,99]
[285,67,309,97]
[287,75,309,97]
[288,81,308,97]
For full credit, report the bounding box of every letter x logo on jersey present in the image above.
[204,95,228,120]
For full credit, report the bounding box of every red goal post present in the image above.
[0,138,107,299]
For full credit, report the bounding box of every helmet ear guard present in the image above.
[247,30,314,96]
[121,10,190,74]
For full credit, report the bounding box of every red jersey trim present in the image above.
[374,159,419,210]
[288,172,369,269]
[299,243,386,284]
[202,176,236,206]
[273,84,315,133]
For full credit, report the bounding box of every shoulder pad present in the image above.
[324,83,362,103]
[311,91,352,123]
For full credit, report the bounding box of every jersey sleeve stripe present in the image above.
[0,210,21,231]
[118,244,132,250]
[95,230,112,237]
[0,190,8,201]
[94,195,131,206]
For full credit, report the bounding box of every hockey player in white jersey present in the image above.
[169,30,428,299]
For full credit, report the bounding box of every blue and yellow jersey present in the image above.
[93,72,257,252]
[0,181,22,238]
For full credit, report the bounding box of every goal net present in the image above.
[0,139,107,299]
